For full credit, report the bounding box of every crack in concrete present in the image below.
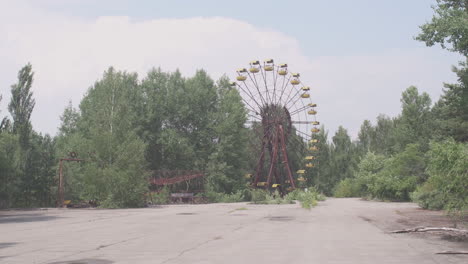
[39,236,143,264]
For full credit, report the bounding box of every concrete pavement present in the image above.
[0,198,466,264]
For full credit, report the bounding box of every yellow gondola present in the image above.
[302,86,310,91]
[308,110,317,115]
[306,163,315,168]
[309,139,319,143]
[230,82,236,86]
[257,182,267,186]
[249,67,260,73]
[237,68,247,73]
[264,66,274,71]
[308,103,317,107]
[291,79,300,85]
[286,187,294,191]
[236,75,247,81]
[297,169,306,174]
[292,73,300,78]
[309,146,318,151]
[301,93,310,98]
[264,59,274,64]
[244,173,252,178]
[305,156,315,160]
[272,184,280,188]
[311,128,320,133]
[278,64,288,75]
[297,177,306,182]
[312,121,320,125]
[250,60,260,65]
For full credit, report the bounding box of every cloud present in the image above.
[0,1,460,140]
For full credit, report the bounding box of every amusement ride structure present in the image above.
[231,59,320,193]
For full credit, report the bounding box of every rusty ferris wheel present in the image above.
[231,59,320,193]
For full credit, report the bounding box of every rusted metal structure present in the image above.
[149,170,204,186]
[231,60,320,193]
[57,155,83,208]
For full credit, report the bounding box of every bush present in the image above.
[150,188,170,205]
[333,178,361,197]
[412,140,468,212]
[299,190,318,209]
[284,188,323,209]
[250,189,271,204]
[205,190,245,203]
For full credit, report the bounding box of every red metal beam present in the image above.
[150,173,204,186]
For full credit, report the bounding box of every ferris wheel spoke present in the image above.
[283,81,300,107]
[272,65,279,103]
[246,72,267,106]
[285,81,304,108]
[259,67,272,104]
[236,83,263,110]
[277,76,291,104]
[247,114,261,121]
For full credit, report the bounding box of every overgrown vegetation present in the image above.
[0,0,466,212]
[331,0,468,216]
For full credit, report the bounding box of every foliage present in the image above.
[416,0,468,56]
[150,188,170,205]
[412,140,468,211]
[60,68,149,208]
[8,63,35,149]
[393,86,432,151]
[333,178,361,198]
[205,190,245,203]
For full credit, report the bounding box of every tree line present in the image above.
[0,0,466,211]
[329,0,467,214]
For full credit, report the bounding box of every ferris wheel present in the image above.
[231,59,320,193]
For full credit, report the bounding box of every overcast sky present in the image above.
[0,0,462,139]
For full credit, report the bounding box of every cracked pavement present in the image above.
[0,198,466,264]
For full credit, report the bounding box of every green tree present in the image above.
[329,126,357,193]
[205,76,249,193]
[356,119,374,155]
[71,67,149,207]
[432,64,468,142]
[394,86,432,150]
[370,115,397,155]
[416,0,468,56]
[308,126,332,194]
[8,63,35,149]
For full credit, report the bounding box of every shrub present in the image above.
[250,189,271,204]
[299,190,318,209]
[205,190,245,203]
[150,188,170,205]
[333,178,361,197]
[412,140,468,212]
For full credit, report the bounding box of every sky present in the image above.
[0,0,462,139]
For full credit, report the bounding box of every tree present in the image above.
[371,114,397,155]
[329,126,357,193]
[416,0,468,56]
[432,64,468,142]
[8,63,35,149]
[308,126,332,194]
[356,119,374,155]
[394,86,432,151]
[72,67,149,207]
[205,76,249,193]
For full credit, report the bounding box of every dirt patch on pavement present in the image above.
[358,201,468,246]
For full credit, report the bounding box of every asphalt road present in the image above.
[0,198,466,264]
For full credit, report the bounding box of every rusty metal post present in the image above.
[58,159,64,208]
[279,125,296,189]
[57,158,84,208]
